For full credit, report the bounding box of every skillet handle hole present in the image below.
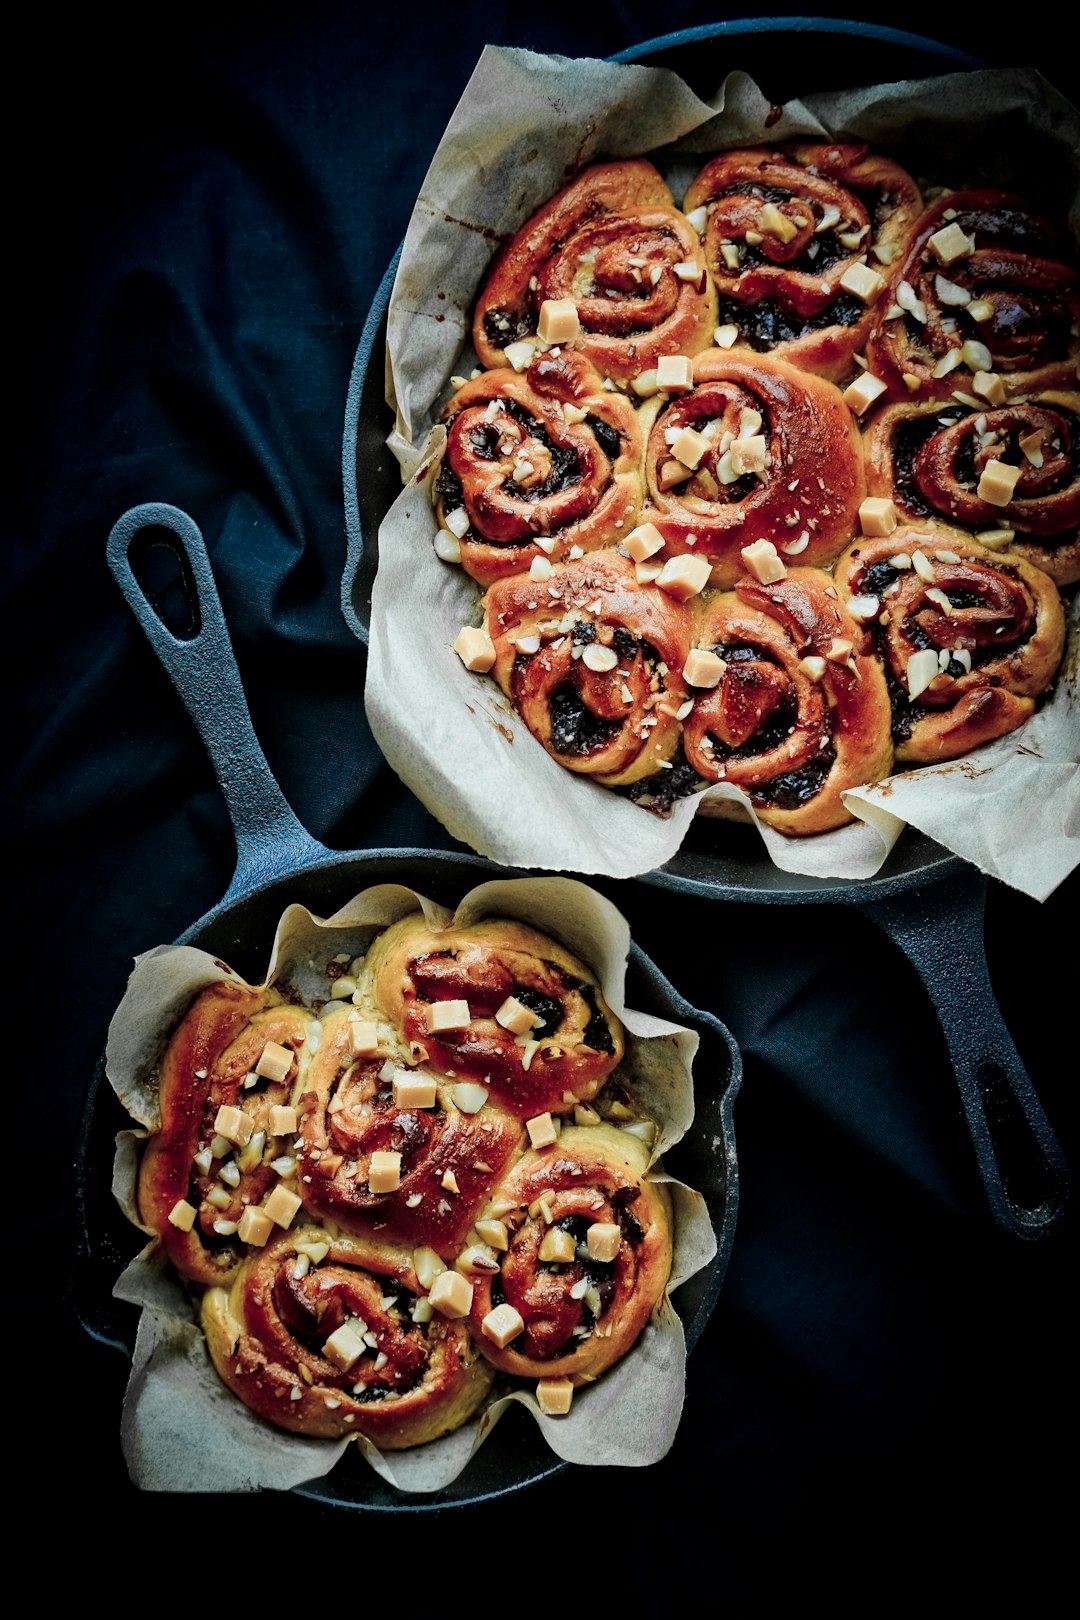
[128,527,201,641]
[976,1060,1063,1219]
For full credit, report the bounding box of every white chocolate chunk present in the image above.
[263,1184,302,1228]
[656,354,693,391]
[453,626,496,673]
[323,1322,367,1371]
[843,372,887,415]
[392,1074,437,1109]
[928,222,974,265]
[167,1199,197,1232]
[740,540,786,584]
[727,434,767,476]
[536,1379,574,1415]
[839,262,885,303]
[527,1112,558,1149]
[537,297,580,345]
[504,339,536,372]
[759,201,798,242]
[977,459,1022,506]
[443,507,470,539]
[349,1018,380,1056]
[214,1105,254,1148]
[670,426,710,468]
[586,1222,622,1262]
[495,996,540,1036]
[255,1041,293,1083]
[475,1218,509,1251]
[683,648,727,688]
[429,999,471,1033]
[428,1270,473,1319]
[482,1303,525,1349]
[237,1206,274,1246]
[368,1150,402,1194]
[624,521,665,561]
[858,496,898,538]
[656,553,711,599]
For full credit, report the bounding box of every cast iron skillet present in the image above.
[74,501,742,1513]
[339,20,1071,1239]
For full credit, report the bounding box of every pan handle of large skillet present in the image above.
[107,503,332,898]
[852,867,1070,1240]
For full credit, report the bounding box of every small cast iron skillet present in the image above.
[73,501,743,1514]
[338,20,1071,1239]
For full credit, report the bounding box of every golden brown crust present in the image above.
[640,351,866,587]
[364,912,624,1118]
[683,141,922,381]
[295,1007,524,1256]
[138,983,309,1286]
[864,189,1080,405]
[473,160,717,383]
[202,1227,495,1447]
[834,525,1066,763]
[466,1125,672,1385]
[483,550,693,787]
[685,567,894,834]
[436,351,643,585]
[863,392,1080,587]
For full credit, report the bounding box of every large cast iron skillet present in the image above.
[339,20,1071,1240]
[74,502,742,1513]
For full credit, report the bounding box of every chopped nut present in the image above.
[713,322,739,349]
[527,1112,558,1149]
[481,1303,526,1349]
[846,595,880,621]
[429,999,471,1033]
[672,260,704,285]
[537,297,580,346]
[452,1082,489,1114]
[906,648,942,700]
[799,655,827,681]
[972,370,1007,407]
[413,1246,446,1290]
[441,1170,460,1195]
[167,1199,197,1232]
[977,459,1022,506]
[538,1227,576,1263]
[911,549,937,582]
[740,539,786,584]
[582,643,618,672]
[392,1074,437,1109]
[428,1269,473,1319]
[842,372,887,415]
[573,1104,601,1126]
[443,507,469,539]
[503,339,536,372]
[858,496,897,538]
[529,555,554,582]
[658,458,692,490]
[369,1150,402,1194]
[586,1222,622,1263]
[657,554,711,600]
[631,369,660,398]
[453,626,496,673]
[967,299,993,323]
[825,638,854,663]
[213,1105,254,1148]
[434,531,462,564]
[263,1184,302,1229]
[475,1218,509,1252]
[683,648,726,689]
[759,201,798,242]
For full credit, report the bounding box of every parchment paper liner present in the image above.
[364,47,1080,899]
[108,877,722,1494]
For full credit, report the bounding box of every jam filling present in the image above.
[715,290,864,348]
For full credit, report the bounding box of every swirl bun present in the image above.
[834,525,1066,762]
[685,567,894,834]
[473,160,716,384]
[683,142,922,380]
[640,351,866,586]
[466,1125,673,1385]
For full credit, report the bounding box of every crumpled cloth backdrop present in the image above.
[12,0,1076,1594]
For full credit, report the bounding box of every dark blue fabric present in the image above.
[13,2,1075,1588]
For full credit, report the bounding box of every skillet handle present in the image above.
[107,502,331,898]
[855,865,1070,1240]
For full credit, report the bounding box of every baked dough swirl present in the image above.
[863,391,1080,586]
[483,550,693,785]
[201,1226,495,1446]
[683,567,894,834]
[683,142,922,380]
[640,352,866,586]
[473,160,716,384]
[435,351,643,585]
[834,525,1066,762]
[466,1125,672,1385]
[865,189,1080,403]
[294,1006,523,1256]
[138,982,310,1285]
[364,913,624,1118]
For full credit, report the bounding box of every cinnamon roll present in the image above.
[465,1124,672,1386]
[834,525,1066,762]
[434,351,643,584]
[201,1226,495,1446]
[682,567,894,834]
[138,982,311,1285]
[482,550,694,786]
[865,189,1080,404]
[294,1006,523,1256]
[363,912,624,1119]
[639,351,866,586]
[473,160,716,384]
[863,391,1080,587]
[683,142,922,381]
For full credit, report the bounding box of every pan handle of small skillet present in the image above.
[106,502,332,899]
[854,865,1070,1240]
